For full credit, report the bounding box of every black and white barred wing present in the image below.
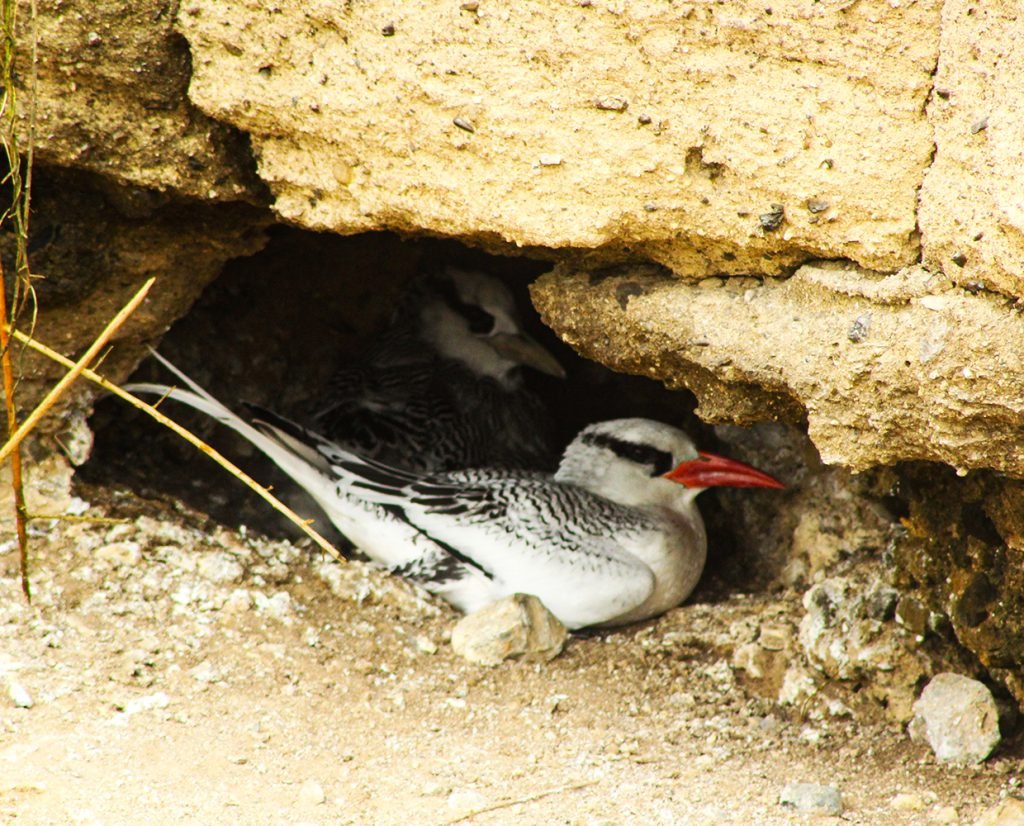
[324,456,658,629]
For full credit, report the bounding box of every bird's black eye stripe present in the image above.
[434,277,497,335]
[581,432,675,476]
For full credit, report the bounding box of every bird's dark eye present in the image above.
[581,432,675,476]
[433,276,498,335]
[460,304,497,335]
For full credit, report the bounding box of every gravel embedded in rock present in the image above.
[779,782,843,815]
[909,673,1000,765]
[450,594,567,666]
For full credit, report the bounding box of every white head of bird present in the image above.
[418,266,565,386]
[556,418,784,509]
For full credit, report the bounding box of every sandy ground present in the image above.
[0,487,1020,826]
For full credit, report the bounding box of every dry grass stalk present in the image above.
[1,0,39,598]
[0,257,29,597]
[0,277,152,597]
[7,326,346,564]
[0,278,155,465]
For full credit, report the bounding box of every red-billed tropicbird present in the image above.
[127,355,782,629]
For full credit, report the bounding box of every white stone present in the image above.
[253,591,295,624]
[121,691,171,715]
[910,673,1000,765]
[7,678,33,709]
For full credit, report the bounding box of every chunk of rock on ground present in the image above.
[909,673,1001,766]
[450,594,568,666]
[778,782,843,815]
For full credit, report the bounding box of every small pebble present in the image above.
[930,804,958,824]
[909,673,1000,765]
[759,204,785,231]
[8,677,33,709]
[779,782,843,816]
[222,589,253,614]
[95,541,142,568]
[891,792,925,811]
[253,591,295,624]
[414,635,438,655]
[197,552,244,584]
[297,779,326,806]
[848,314,871,343]
[121,691,170,715]
[189,660,218,683]
[538,154,563,167]
[593,96,628,112]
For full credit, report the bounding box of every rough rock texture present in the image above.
[532,262,1024,477]
[920,2,1024,298]
[450,594,568,667]
[18,0,263,202]
[892,467,1024,706]
[799,577,929,724]
[909,673,1001,766]
[176,0,937,276]
[1,169,268,420]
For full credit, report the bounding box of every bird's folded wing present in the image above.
[327,464,658,628]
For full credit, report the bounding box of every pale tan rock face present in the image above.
[919,1,1024,299]
[532,262,1024,477]
[20,0,261,201]
[176,0,938,276]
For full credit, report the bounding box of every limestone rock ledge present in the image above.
[920,0,1024,298]
[532,261,1024,478]
[175,0,938,277]
[19,0,263,202]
